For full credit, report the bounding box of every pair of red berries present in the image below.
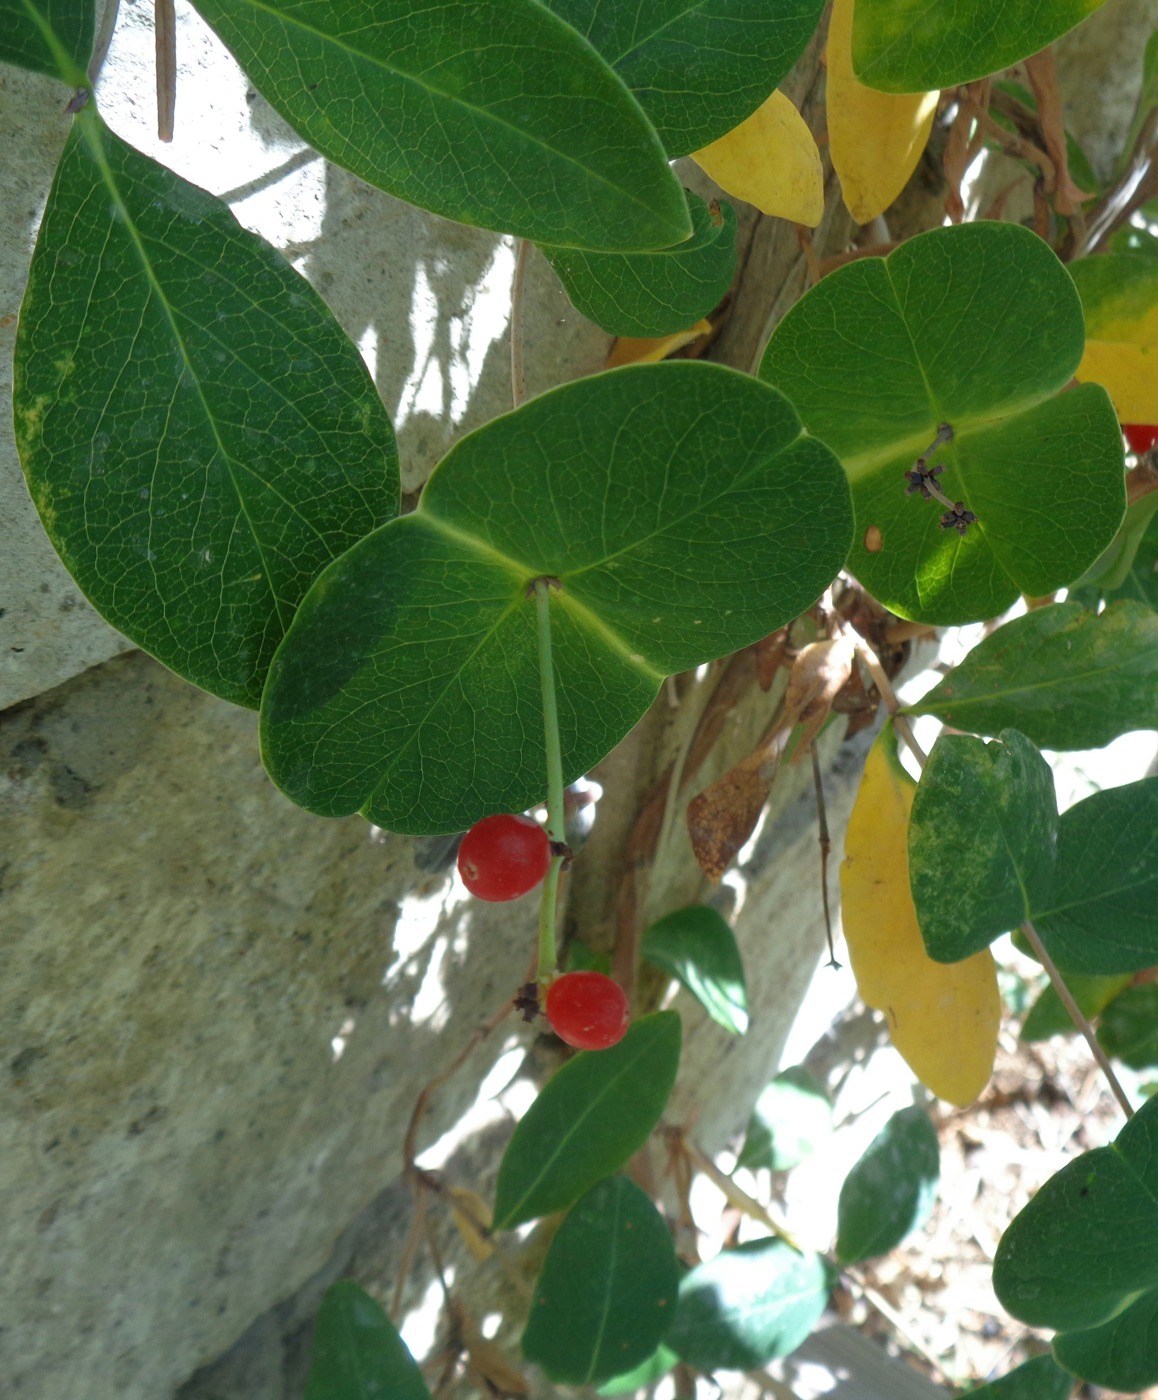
[456,814,629,1050]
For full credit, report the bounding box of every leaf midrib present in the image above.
[913,644,1158,717]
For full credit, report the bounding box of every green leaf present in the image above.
[492,1012,681,1230]
[1110,222,1158,257]
[758,222,1125,626]
[737,1067,832,1172]
[14,111,398,708]
[1116,28,1158,180]
[961,1354,1075,1400]
[906,602,1158,750]
[1020,974,1131,1042]
[850,0,1108,93]
[0,0,92,83]
[540,0,825,157]
[539,194,736,338]
[597,1345,678,1396]
[1098,984,1158,1069]
[305,1280,431,1400]
[188,0,690,253]
[261,361,852,833]
[908,731,1057,963]
[1072,497,1158,610]
[994,1094,1158,1334]
[667,1238,829,1370]
[641,904,748,1035]
[521,1177,680,1385]
[1053,1288,1158,1392]
[1034,778,1158,974]
[836,1105,939,1263]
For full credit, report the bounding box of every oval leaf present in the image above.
[521,1177,680,1385]
[1097,983,1158,1070]
[305,1280,431,1400]
[642,904,748,1035]
[908,601,1158,750]
[1053,1289,1158,1392]
[597,1345,678,1396]
[962,1354,1075,1400]
[1071,252,1158,423]
[492,1012,681,1230]
[737,1067,832,1172]
[840,726,1001,1107]
[691,89,824,226]
[13,110,399,708]
[667,1238,829,1371]
[909,730,1058,963]
[759,221,1126,625]
[188,0,690,252]
[0,0,92,82]
[851,0,1109,93]
[1020,973,1131,1043]
[827,0,938,224]
[260,361,852,833]
[836,1105,940,1264]
[1033,777,1158,974]
[539,194,737,338]
[540,0,824,157]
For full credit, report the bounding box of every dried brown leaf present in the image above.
[686,740,782,881]
[781,635,857,756]
[1025,49,1093,216]
[755,627,790,691]
[447,1187,494,1263]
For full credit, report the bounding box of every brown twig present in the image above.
[88,0,121,83]
[154,0,176,142]
[510,238,532,410]
[1024,48,1092,215]
[842,1266,954,1385]
[666,1125,807,1253]
[811,745,839,968]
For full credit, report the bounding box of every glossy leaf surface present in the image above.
[305,1281,431,1400]
[667,1238,829,1370]
[261,362,852,833]
[962,1354,1075,1400]
[1053,1289,1158,1392]
[827,0,938,224]
[540,194,736,338]
[0,0,91,81]
[522,1177,680,1384]
[836,1105,939,1263]
[189,0,690,252]
[1020,973,1131,1042]
[909,731,1058,962]
[908,602,1158,750]
[541,0,824,157]
[841,726,1000,1106]
[1097,984,1158,1069]
[14,111,398,708]
[641,904,748,1035]
[994,1094,1158,1335]
[760,222,1125,624]
[1072,252,1158,423]
[851,0,1107,93]
[737,1067,832,1172]
[492,1012,680,1229]
[691,90,823,225]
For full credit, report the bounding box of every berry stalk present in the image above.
[534,577,566,984]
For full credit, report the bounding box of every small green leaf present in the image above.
[540,194,736,338]
[1020,974,1131,1042]
[667,1238,829,1370]
[642,905,748,1035]
[0,0,92,83]
[908,602,1158,750]
[14,110,399,708]
[261,361,852,833]
[909,731,1057,963]
[737,1068,832,1172]
[836,1105,939,1264]
[759,222,1125,626]
[305,1281,431,1400]
[188,0,690,252]
[1072,498,1158,610]
[851,0,1108,93]
[961,1354,1075,1400]
[492,1012,681,1230]
[540,0,825,156]
[521,1177,680,1385]
[994,1094,1158,1333]
[1053,1288,1158,1392]
[597,1345,678,1396]
[1034,778,1158,974]
[1098,984,1158,1069]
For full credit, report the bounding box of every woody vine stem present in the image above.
[534,576,567,985]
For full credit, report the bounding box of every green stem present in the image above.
[534,578,566,983]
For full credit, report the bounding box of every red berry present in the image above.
[457,814,549,901]
[1123,424,1158,455]
[545,972,630,1051]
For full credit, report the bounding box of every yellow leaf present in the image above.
[691,90,823,226]
[841,726,1000,1107]
[447,1186,495,1262]
[1077,303,1158,423]
[827,0,938,225]
[606,320,711,367]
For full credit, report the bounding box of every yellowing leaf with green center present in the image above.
[840,726,1000,1106]
[827,0,938,224]
[1071,253,1158,423]
[691,90,823,226]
